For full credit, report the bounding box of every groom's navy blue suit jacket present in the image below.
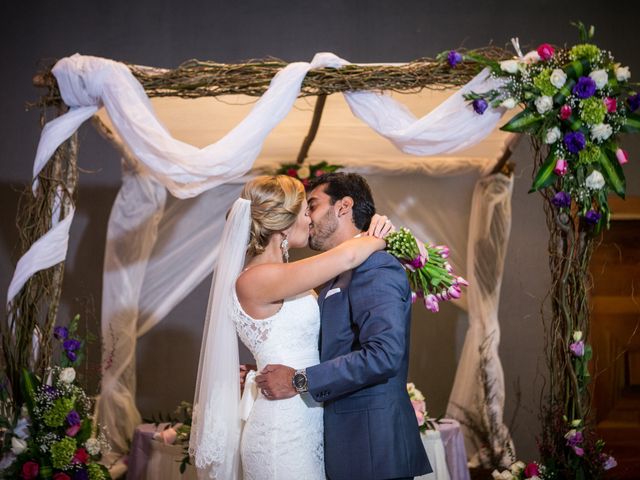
[306,251,432,480]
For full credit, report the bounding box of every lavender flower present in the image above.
[584,210,601,225]
[563,131,586,154]
[54,326,69,340]
[570,340,585,357]
[473,98,488,115]
[447,50,463,68]
[66,350,77,362]
[552,191,571,208]
[424,294,439,313]
[63,339,81,352]
[66,410,81,426]
[628,93,640,112]
[572,76,596,99]
[565,429,584,447]
[603,455,617,471]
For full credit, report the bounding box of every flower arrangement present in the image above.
[275,160,342,187]
[456,22,638,232]
[406,383,429,432]
[491,460,544,479]
[385,227,468,312]
[144,401,193,474]
[0,317,109,479]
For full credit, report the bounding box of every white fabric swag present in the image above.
[8,52,514,463]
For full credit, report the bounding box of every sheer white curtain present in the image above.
[7,52,516,460]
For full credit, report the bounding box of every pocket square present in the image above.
[325,287,341,299]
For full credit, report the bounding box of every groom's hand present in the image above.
[255,364,296,400]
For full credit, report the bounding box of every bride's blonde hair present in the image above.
[241,175,305,256]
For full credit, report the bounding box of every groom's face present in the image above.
[307,185,339,252]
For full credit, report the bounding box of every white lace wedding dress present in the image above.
[233,290,325,480]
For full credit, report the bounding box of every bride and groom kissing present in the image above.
[190,172,432,479]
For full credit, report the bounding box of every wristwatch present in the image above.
[292,369,308,393]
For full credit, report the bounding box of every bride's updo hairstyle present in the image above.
[241,175,305,256]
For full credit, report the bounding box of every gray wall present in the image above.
[2,0,639,462]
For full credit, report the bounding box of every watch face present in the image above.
[294,373,307,389]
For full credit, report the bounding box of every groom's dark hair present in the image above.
[308,172,375,230]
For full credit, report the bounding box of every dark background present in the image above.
[1,0,639,462]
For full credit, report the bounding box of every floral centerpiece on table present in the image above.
[0,316,109,479]
[459,23,637,231]
[276,160,342,187]
[144,401,193,474]
[386,227,468,313]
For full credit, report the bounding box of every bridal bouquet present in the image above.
[385,227,468,313]
[459,23,638,231]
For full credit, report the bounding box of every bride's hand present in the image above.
[367,214,395,238]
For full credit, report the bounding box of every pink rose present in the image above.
[524,462,540,477]
[616,148,628,165]
[603,97,617,113]
[560,104,572,120]
[21,461,39,480]
[554,158,568,176]
[537,43,555,61]
[66,424,81,437]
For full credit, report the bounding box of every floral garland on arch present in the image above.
[441,22,635,478]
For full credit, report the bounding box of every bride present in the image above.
[189,175,392,479]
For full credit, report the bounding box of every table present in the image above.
[418,419,470,480]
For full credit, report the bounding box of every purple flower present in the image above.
[584,210,601,225]
[63,339,81,352]
[552,191,571,208]
[54,326,69,340]
[66,410,81,426]
[603,455,617,471]
[409,255,426,269]
[628,93,640,112]
[73,468,89,480]
[66,350,77,362]
[472,98,488,115]
[44,385,57,396]
[572,76,596,99]
[570,340,585,357]
[565,429,584,447]
[424,294,439,313]
[447,50,463,68]
[573,446,585,457]
[564,131,586,154]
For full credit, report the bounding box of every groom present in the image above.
[256,172,431,480]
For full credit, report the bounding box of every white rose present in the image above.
[11,437,27,455]
[535,95,553,114]
[510,461,526,474]
[59,367,76,384]
[500,98,517,109]
[85,437,101,456]
[297,165,310,179]
[589,69,608,89]
[550,68,567,89]
[585,170,605,190]
[615,66,631,82]
[499,60,519,74]
[544,127,561,144]
[590,123,613,142]
[523,50,541,64]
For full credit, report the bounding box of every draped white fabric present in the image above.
[446,173,515,463]
[7,52,516,463]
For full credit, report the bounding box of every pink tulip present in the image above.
[425,294,439,312]
[603,97,617,113]
[65,424,81,437]
[456,276,469,287]
[554,158,568,176]
[411,291,417,304]
[560,104,572,120]
[448,285,462,299]
[616,148,628,165]
[436,245,449,258]
[445,262,453,273]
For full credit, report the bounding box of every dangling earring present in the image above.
[280,234,289,263]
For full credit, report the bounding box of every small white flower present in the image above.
[550,68,567,88]
[11,437,27,455]
[591,123,613,142]
[615,66,631,82]
[589,69,608,89]
[59,367,76,384]
[585,170,606,190]
[500,60,519,74]
[85,437,101,456]
[544,127,561,144]
[510,460,526,474]
[523,50,541,64]
[535,95,553,114]
[297,165,311,179]
[500,98,517,109]
[573,330,583,342]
